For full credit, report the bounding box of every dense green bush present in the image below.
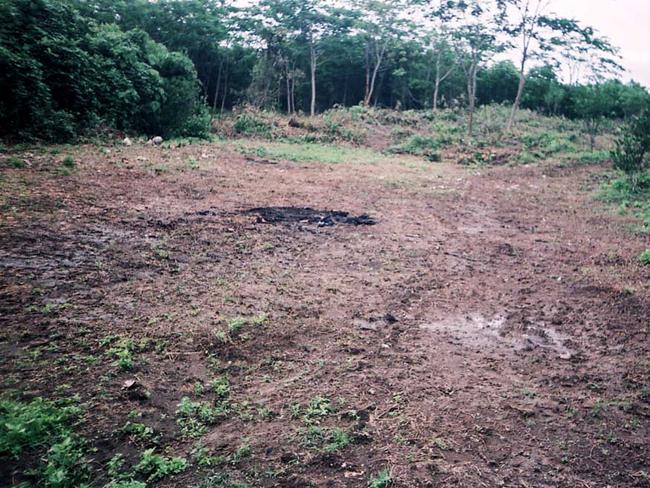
[612,109,650,188]
[0,0,208,141]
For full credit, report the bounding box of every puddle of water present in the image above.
[421,314,575,359]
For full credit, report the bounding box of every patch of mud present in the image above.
[246,207,376,227]
[421,314,575,359]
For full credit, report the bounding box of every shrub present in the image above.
[389,135,441,162]
[612,109,650,189]
[233,112,272,137]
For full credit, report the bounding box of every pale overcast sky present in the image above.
[549,0,650,87]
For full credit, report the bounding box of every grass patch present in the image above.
[599,172,650,234]
[235,141,398,165]
[4,156,26,168]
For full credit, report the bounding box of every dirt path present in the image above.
[1,142,649,487]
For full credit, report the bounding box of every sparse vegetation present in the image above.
[368,469,393,488]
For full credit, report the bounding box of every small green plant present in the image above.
[368,469,393,488]
[305,396,333,420]
[300,426,350,452]
[229,441,252,464]
[106,338,137,371]
[226,314,267,335]
[135,448,188,482]
[639,249,650,265]
[62,155,75,168]
[176,397,230,438]
[210,376,230,398]
[192,442,226,467]
[5,156,26,168]
[121,421,157,444]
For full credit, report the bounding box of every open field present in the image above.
[1,135,649,487]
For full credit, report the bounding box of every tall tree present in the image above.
[441,0,502,135]
[497,0,620,131]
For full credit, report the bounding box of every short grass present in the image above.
[233,140,411,166]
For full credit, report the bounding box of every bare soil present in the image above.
[1,141,649,487]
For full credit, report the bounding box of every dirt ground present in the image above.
[1,141,649,487]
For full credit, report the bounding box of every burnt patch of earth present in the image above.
[246,206,376,227]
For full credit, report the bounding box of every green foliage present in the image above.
[233,112,273,137]
[135,448,188,482]
[0,0,206,141]
[388,135,441,161]
[305,396,333,420]
[106,338,137,371]
[368,469,393,488]
[0,398,90,488]
[600,172,650,233]
[300,426,351,452]
[612,110,650,187]
[176,397,230,438]
[0,397,80,458]
[210,376,230,399]
[639,249,650,266]
[4,156,26,168]
[122,421,157,444]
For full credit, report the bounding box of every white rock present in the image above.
[152,136,163,146]
[122,137,132,146]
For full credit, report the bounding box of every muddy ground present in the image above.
[1,141,649,487]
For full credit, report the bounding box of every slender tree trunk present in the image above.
[220,65,229,114]
[285,61,292,115]
[309,42,317,117]
[212,58,224,114]
[433,79,440,111]
[365,43,385,106]
[467,62,477,136]
[364,44,371,105]
[507,69,527,131]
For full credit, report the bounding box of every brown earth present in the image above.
[1,141,649,487]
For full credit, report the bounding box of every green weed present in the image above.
[176,397,230,438]
[135,448,188,482]
[304,396,334,421]
[368,469,393,488]
[300,426,351,453]
[210,376,230,398]
[639,249,650,265]
[121,421,158,444]
[388,135,441,162]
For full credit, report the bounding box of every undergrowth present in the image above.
[600,172,650,234]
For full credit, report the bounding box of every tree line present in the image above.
[1,0,649,141]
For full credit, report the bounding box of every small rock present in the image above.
[122,137,132,146]
[152,136,164,146]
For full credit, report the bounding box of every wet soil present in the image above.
[0,142,649,487]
